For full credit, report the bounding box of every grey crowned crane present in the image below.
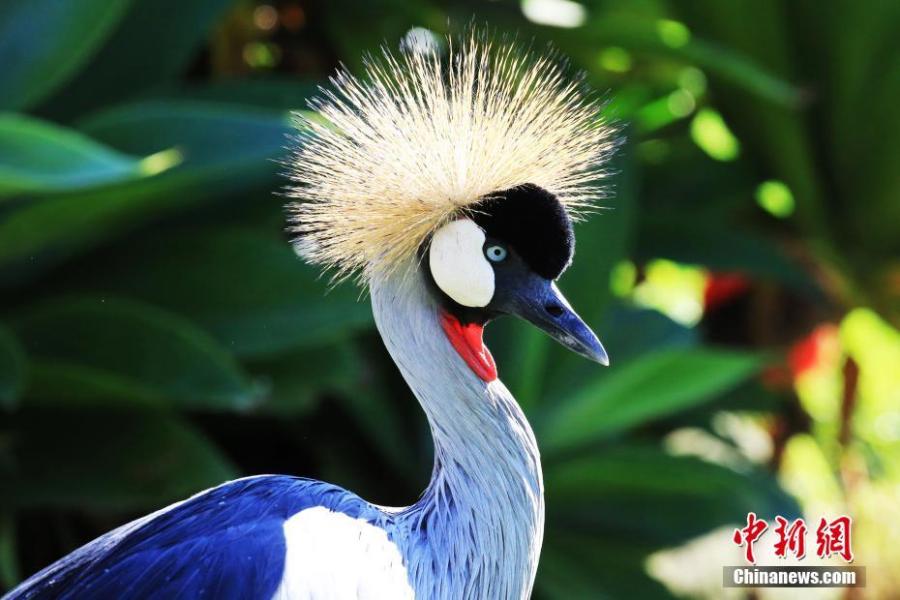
[6,32,617,600]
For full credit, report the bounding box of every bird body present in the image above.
[9,265,543,599]
[6,30,614,600]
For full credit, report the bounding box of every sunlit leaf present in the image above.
[0,409,237,510]
[690,108,740,161]
[77,100,291,166]
[840,309,900,468]
[12,296,263,410]
[0,102,290,286]
[0,113,176,198]
[522,0,587,28]
[0,0,130,109]
[755,180,795,218]
[778,434,843,514]
[632,259,707,327]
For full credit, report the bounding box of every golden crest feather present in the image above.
[286,30,617,284]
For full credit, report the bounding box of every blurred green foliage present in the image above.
[1,0,898,597]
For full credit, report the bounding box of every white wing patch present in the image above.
[272,507,414,600]
[429,219,494,307]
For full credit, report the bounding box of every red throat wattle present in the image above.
[439,311,498,382]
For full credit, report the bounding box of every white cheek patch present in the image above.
[429,218,494,307]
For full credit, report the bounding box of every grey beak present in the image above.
[508,277,609,366]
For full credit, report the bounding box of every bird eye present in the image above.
[485,245,508,262]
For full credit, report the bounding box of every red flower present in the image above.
[704,272,750,311]
[789,324,838,377]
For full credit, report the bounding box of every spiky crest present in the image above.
[286,30,616,284]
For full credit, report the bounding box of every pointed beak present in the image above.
[504,276,609,366]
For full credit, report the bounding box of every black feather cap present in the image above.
[471,184,575,280]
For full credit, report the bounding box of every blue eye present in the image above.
[485,245,507,262]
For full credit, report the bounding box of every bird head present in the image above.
[425,183,608,381]
[286,30,617,381]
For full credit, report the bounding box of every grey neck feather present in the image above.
[369,265,544,600]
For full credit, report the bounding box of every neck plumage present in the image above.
[370,267,544,600]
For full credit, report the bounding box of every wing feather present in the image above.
[5,476,381,600]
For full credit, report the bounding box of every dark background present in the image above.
[1,0,898,597]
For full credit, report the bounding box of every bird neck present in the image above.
[370,267,544,600]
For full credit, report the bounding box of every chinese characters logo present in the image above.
[732,513,853,564]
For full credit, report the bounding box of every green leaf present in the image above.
[675,38,803,108]
[149,77,322,111]
[318,338,420,478]
[0,0,131,110]
[541,348,764,452]
[540,306,699,405]
[559,14,804,107]
[0,102,290,286]
[12,296,262,410]
[0,113,175,198]
[38,0,237,119]
[249,343,363,416]
[595,307,698,367]
[0,325,25,411]
[76,101,291,165]
[665,2,830,254]
[0,409,237,510]
[538,531,673,600]
[545,444,800,545]
[76,228,372,358]
[538,447,797,598]
[811,1,900,258]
